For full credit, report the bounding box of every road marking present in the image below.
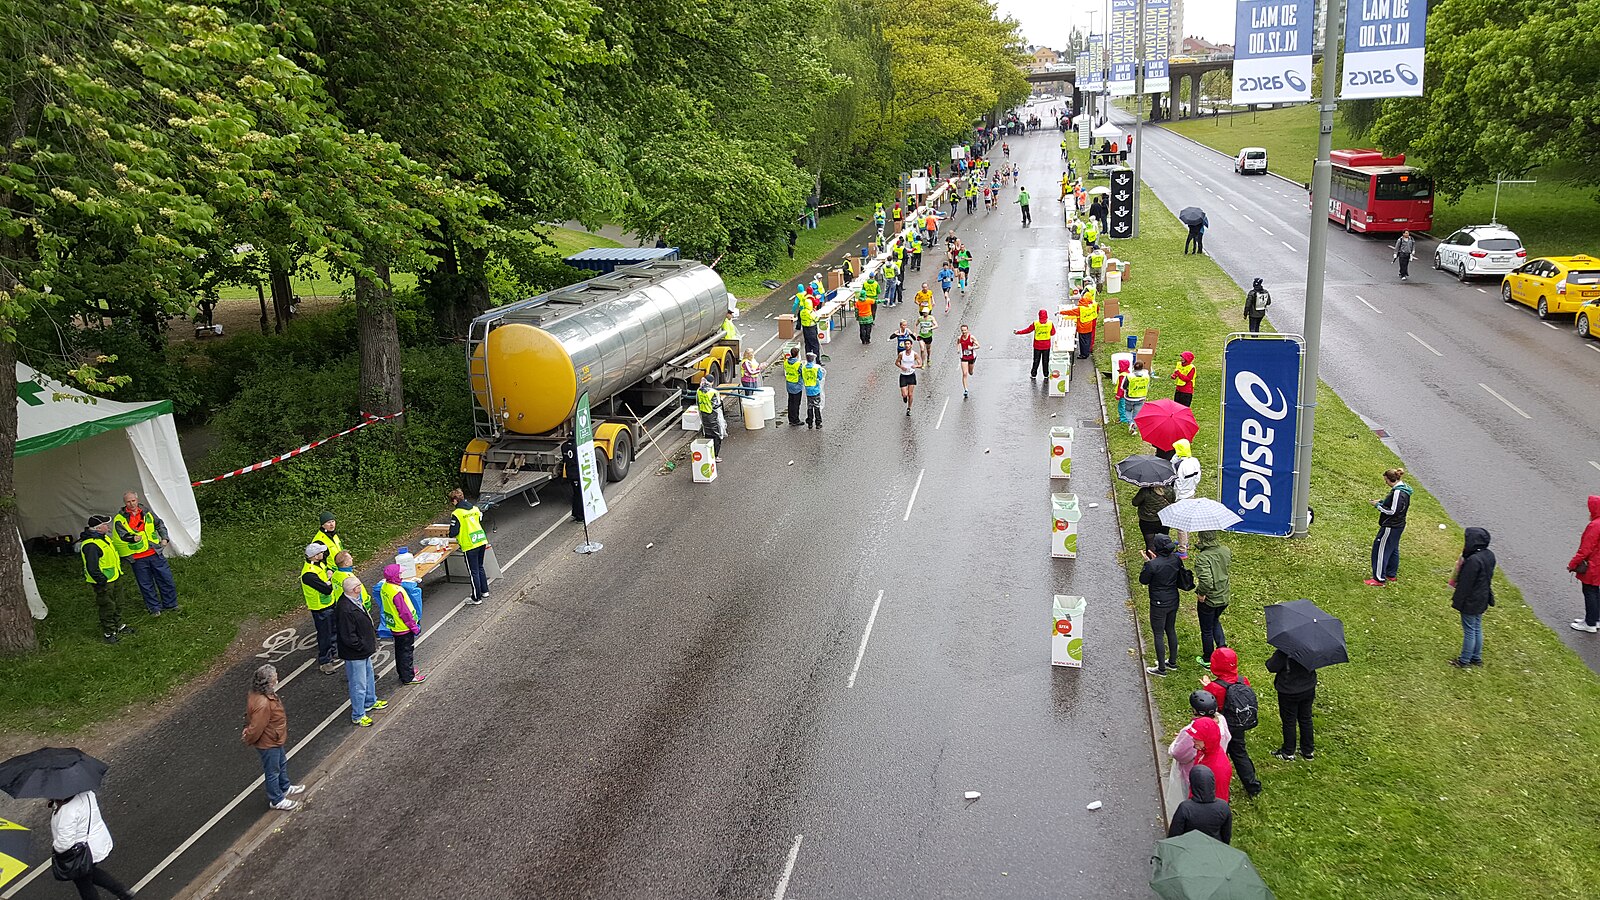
[1544,322,1560,330]
[1242,214,1254,222]
[772,835,804,900]
[1589,345,1600,354]
[1228,203,1238,210]
[1479,383,1532,419]
[1205,187,1215,194]
[903,469,925,522]
[273,657,319,692]
[1355,295,1382,314]
[1591,461,1600,474]
[847,591,886,689]
[1476,288,1488,294]
[503,516,567,571]
[935,397,950,429]
[1280,241,1295,252]
[1260,226,1273,235]
[1406,332,1444,357]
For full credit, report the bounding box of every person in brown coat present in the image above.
[243,664,304,810]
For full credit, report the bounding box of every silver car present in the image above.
[1433,225,1525,282]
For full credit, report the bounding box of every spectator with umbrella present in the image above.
[1120,454,1180,549]
[1179,207,1209,255]
[1133,398,1200,456]
[0,747,134,899]
[1264,599,1349,762]
[1151,830,1274,899]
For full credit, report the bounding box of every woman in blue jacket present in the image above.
[1366,467,1412,586]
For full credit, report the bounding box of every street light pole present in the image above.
[1290,0,1345,537]
[1132,0,1144,237]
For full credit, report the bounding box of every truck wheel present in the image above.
[461,472,483,498]
[606,429,632,482]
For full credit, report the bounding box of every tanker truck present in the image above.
[459,258,741,505]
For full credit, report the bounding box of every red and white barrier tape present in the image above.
[191,411,405,486]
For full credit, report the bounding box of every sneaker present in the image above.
[1468,659,1484,667]
[102,633,120,645]
[117,624,137,635]
[714,456,724,463]
[286,784,306,796]
[353,716,373,727]
[1363,579,1386,587]
[906,408,911,416]
[1145,665,1168,677]
[399,673,427,685]
[1270,748,1296,762]
[1571,621,1598,633]
[270,799,300,811]
[1447,658,1469,668]
[1386,576,1398,582]
[367,700,389,712]
[466,596,483,606]
[1299,750,1316,761]
[963,390,969,398]
[319,662,341,674]
[1195,656,1210,666]
[147,609,162,617]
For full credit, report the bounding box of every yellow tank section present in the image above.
[471,323,580,436]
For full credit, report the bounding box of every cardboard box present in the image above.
[1102,318,1121,350]
[1052,595,1086,667]
[1050,426,1073,479]
[1143,327,1160,352]
[1051,493,1081,559]
[827,269,844,291]
[1104,298,1120,320]
[777,314,796,340]
[869,241,878,257]
[1135,347,1154,372]
[690,439,717,483]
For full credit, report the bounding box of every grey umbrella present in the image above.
[1179,207,1207,226]
[1116,454,1177,487]
[1159,498,1243,532]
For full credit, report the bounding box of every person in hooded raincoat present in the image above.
[1015,310,1054,378]
[1568,495,1600,633]
[1202,647,1262,798]
[1170,351,1196,406]
[1167,689,1231,809]
[1171,439,1203,557]
[1449,527,1495,667]
[1190,530,1230,663]
[1184,715,1233,802]
[1167,766,1232,844]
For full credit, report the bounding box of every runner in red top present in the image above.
[957,324,980,398]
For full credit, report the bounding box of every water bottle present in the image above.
[396,547,417,581]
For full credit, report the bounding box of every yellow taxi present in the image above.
[1501,254,1600,319]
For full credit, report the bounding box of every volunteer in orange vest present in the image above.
[1015,310,1056,379]
[1172,351,1197,407]
[112,490,179,615]
[1075,292,1099,360]
[854,286,876,344]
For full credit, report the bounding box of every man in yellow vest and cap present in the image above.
[300,541,340,672]
[1074,291,1099,360]
[797,290,821,359]
[312,511,343,562]
[781,346,804,427]
[447,488,491,605]
[81,515,135,644]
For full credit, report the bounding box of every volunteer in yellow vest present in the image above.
[1075,292,1099,360]
[781,346,804,427]
[1060,171,1071,201]
[80,515,133,644]
[1125,360,1152,435]
[1089,244,1107,284]
[300,542,340,671]
[696,375,725,461]
[1083,219,1099,245]
[447,488,492,605]
[312,511,344,562]
[909,231,923,272]
[380,564,427,684]
[854,286,876,344]
[797,293,821,359]
[1015,309,1056,379]
[112,490,178,615]
[721,310,740,342]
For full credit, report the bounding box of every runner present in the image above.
[956,244,972,293]
[889,319,914,353]
[982,181,992,213]
[915,307,939,361]
[937,262,955,309]
[896,338,924,416]
[957,324,980,398]
[912,282,933,316]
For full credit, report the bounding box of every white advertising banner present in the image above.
[1341,0,1428,99]
[1232,0,1314,105]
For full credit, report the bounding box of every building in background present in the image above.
[1028,45,1062,72]
[1177,35,1234,58]
[1167,0,1184,57]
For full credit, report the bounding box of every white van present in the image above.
[1235,147,1268,175]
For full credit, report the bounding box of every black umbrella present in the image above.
[1265,599,1349,669]
[0,748,108,800]
[1116,454,1177,487]
[1178,207,1207,226]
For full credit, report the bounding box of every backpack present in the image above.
[1221,679,1260,731]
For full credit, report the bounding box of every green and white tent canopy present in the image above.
[14,364,201,617]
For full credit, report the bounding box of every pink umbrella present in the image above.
[1133,399,1199,451]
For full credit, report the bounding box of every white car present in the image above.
[1432,225,1525,282]
[1235,147,1267,175]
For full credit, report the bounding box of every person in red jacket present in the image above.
[1016,309,1055,378]
[1199,647,1262,798]
[1171,351,1196,406]
[1568,495,1600,632]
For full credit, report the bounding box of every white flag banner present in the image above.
[1232,0,1314,105]
[1341,0,1428,99]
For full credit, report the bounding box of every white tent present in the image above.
[14,363,202,618]
[1091,121,1124,140]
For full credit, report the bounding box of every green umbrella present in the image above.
[1151,831,1275,900]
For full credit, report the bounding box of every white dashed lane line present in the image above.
[1479,383,1532,419]
[1355,295,1382,314]
[1406,332,1444,357]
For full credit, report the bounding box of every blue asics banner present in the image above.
[1143,0,1172,94]
[1108,0,1137,97]
[1083,34,1104,92]
[1220,336,1303,536]
[1341,0,1428,99]
[1231,0,1314,105]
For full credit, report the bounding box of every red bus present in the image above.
[1324,149,1433,234]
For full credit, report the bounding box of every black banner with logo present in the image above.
[1108,169,1134,239]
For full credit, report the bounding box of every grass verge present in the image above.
[1087,157,1600,899]
[1162,104,1600,255]
[3,490,440,734]
[722,205,872,300]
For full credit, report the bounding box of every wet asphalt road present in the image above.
[208,122,1165,899]
[1119,111,1600,670]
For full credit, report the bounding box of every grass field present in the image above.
[1163,104,1600,255]
[1076,142,1600,899]
[722,205,872,300]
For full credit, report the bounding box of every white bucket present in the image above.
[754,386,776,420]
[1107,270,1123,293]
[741,398,766,430]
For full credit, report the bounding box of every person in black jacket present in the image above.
[1265,649,1318,761]
[1449,527,1496,667]
[335,576,387,726]
[1141,535,1193,677]
[1365,467,1413,586]
[1167,765,1232,844]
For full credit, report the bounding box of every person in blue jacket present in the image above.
[1366,467,1412,586]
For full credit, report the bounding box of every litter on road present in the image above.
[964,791,981,800]
[1087,800,1103,811]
